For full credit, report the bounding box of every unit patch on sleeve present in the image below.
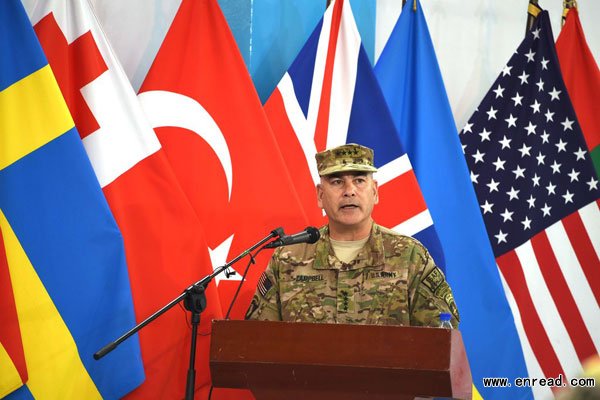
[422,267,444,293]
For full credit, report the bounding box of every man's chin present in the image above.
[334,216,365,228]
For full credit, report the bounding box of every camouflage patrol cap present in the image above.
[315,143,378,176]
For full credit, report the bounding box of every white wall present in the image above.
[376,1,600,130]
[91,0,599,132]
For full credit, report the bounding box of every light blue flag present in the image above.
[374,1,532,398]
[218,0,376,103]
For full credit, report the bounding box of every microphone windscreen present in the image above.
[305,227,320,243]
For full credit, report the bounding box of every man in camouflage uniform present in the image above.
[245,143,459,327]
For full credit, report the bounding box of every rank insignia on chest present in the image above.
[340,289,350,312]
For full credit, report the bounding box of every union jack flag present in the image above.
[460,10,600,399]
[264,0,445,267]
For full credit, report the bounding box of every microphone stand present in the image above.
[93,228,283,400]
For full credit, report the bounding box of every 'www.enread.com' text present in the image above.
[483,374,596,388]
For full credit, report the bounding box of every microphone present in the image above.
[265,227,320,249]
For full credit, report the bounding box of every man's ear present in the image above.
[316,183,324,208]
[373,179,379,204]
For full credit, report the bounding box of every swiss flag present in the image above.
[27,0,222,398]
[139,0,311,323]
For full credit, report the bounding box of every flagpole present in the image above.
[526,0,542,33]
[402,0,415,12]
[562,0,577,27]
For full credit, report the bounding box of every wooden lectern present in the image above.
[209,320,472,400]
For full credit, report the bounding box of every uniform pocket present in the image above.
[280,275,330,322]
[361,271,409,325]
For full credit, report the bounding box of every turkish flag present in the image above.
[28,0,222,398]
[139,0,311,322]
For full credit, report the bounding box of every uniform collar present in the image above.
[314,223,385,271]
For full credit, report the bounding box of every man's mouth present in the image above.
[340,204,359,210]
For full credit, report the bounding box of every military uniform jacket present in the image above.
[245,223,460,327]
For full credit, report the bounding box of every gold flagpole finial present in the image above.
[527,0,542,34]
[562,0,578,27]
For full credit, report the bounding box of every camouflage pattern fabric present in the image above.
[245,223,460,327]
[315,143,378,176]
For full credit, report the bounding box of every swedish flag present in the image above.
[0,1,144,398]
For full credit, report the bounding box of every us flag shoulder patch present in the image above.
[258,272,273,297]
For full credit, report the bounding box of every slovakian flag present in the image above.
[373,1,531,398]
[264,0,446,268]
[23,0,223,398]
[0,1,144,399]
[138,0,309,323]
[556,7,600,176]
[460,10,600,399]
[0,229,27,397]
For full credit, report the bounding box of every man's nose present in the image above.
[343,182,357,196]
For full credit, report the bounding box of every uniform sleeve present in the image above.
[244,252,282,321]
[408,246,460,328]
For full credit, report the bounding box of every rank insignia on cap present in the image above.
[315,143,378,176]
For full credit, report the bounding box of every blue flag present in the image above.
[0,1,144,398]
[374,1,531,398]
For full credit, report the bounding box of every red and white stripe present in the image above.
[497,200,600,397]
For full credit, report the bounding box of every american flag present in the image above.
[264,0,445,267]
[460,10,600,397]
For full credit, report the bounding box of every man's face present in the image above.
[317,172,379,233]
